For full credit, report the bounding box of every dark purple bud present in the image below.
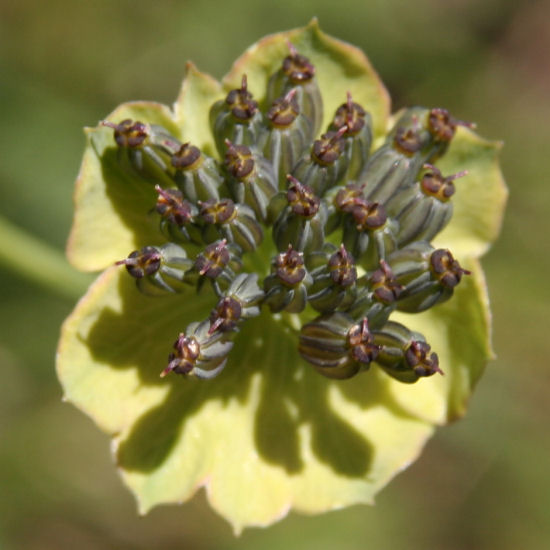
[116,247,161,278]
[347,318,379,365]
[268,89,300,127]
[430,249,470,288]
[195,240,230,278]
[332,92,366,136]
[171,142,202,170]
[225,74,259,121]
[351,200,387,230]
[328,245,357,287]
[369,260,403,304]
[282,43,315,83]
[199,198,236,225]
[286,175,320,217]
[405,340,443,377]
[428,108,475,143]
[275,245,306,286]
[224,141,255,179]
[209,296,242,334]
[102,119,149,148]
[420,164,468,202]
[155,185,194,226]
[161,333,201,377]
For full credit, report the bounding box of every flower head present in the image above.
[57,20,507,533]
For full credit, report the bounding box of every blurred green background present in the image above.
[1,0,548,548]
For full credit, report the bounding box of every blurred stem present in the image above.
[0,217,93,301]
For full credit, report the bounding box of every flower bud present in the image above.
[341,199,398,272]
[291,127,348,196]
[187,239,243,296]
[272,176,327,254]
[210,75,264,156]
[372,321,443,383]
[299,314,379,379]
[345,260,402,327]
[155,185,203,245]
[329,92,373,181]
[224,142,277,223]
[259,90,313,188]
[263,245,312,313]
[199,198,263,253]
[386,164,467,246]
[161,321,233,379]
[116,243,193,295]
[102,119,180,187]
[208,273,264,333]
[266,44,323,137]
[172,143,226,203]
[308,244,358,312]
[387,242,470,312]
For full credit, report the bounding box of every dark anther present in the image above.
[209,296,243,334]
[421,164,468,201]
[328,245,357,287]
[171,142,202,170]
[195,240,230,278]
[282,42,316,83]
[311,127,346,165]
[102,119,148,148]
[225,74,259,121]
[286,175,320,217]
[428,108,475,143]
[224,140,255,179]
[430,249,470,288]
[155,185,194,225]
[275,245,306,286]
[370,260,403,303]
[334,184,366,213]
[161,333,201,377]
[199,198,236,225]
[116,247,161,278]
[405,341,442,376]
[268,89,300,127]
[347,318,379,365]
[332,92,366,135]
[394,125,423,155]
[351,200,387,230]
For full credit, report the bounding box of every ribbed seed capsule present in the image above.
[260,90,313,188]
[266,44,323,137]
[199,198,263,253]
[308,244,358,312]
[342,199,398,272]
[155,185,203,245]
[372,321,442,383]
[102,119,180,187]
[161,321,233,379]
[291,127,348,196]
[386,164,467,246]
[272,176,327,254]
[263,245,312,313]
[224,142,277,222]
[299,314,379,379]
[345,260,402,327]
[172,143,226,202]
[116,243,193,295]
[387,242,470,313]
[210,75,264,156]
[329,92,373,181]
[208,273,264,334]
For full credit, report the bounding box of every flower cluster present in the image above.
[58,22,506,532]
[109,47,471,385]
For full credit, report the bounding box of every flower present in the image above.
[57,20,507,533]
